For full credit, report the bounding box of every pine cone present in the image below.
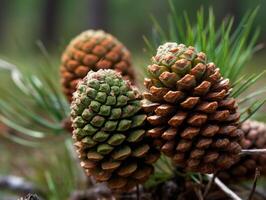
[71,69,160,191]
[142,43,243,173]
[60,30,135,102]
[219,120,266,181]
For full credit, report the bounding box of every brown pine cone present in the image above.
[219,120,266,181]
[60,30,135,102]
[142,43,243,174]
[71,70,160,191]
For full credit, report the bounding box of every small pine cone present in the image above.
[143,43,243,173]
[219,120,266,181]
[71,69,160,191]
[60,30,135,102]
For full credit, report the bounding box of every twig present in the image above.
[203,171,218,198]
[136,184,140,200]
[241,149,266,155]
[248,168,260,200]
[0,175,42,195]
[206,174,243,200]
[193,187,204,200]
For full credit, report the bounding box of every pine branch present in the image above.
[147,1,260,83]
[146,1,265,123]
[0,58,69,145]
[240,99,266,123]
[239,87,266,104]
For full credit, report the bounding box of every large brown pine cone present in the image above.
[142,42,243,174]
[71,69,160,191]
[219,120,266,181]
[60,30,135,102]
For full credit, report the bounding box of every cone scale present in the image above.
[143,43,243,173]
[60,30,135,102]
[71,69,159,191]
[219,120,266,181]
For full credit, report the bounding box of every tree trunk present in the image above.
[88,0,108,31]
[40,0,60,48]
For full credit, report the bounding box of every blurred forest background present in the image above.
[0,0,265,57]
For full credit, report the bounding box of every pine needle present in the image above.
[145,1,264,122]
[248,168,260,200]
[0,58,69,146]
[206,174,243,200]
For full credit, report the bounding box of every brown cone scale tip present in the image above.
[143,43,243,174]
[71,69,159,191]
[219,120,266,181]
[60,30,135,102]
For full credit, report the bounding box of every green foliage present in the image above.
[143,0,266,187]
[25,139,82,200]
[232,71,266,121]
[145,155,175,188]
[0,57,69,146]
[0,55,79,198]
[144,0,265,123]
[144,1,260,83]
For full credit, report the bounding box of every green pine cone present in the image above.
[71,69,160,191]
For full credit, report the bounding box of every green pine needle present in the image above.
[0,58,69,144]
[231,71,266,98]
[240,99,266,123]
[146,0,261,85]
[239,87,266,104]
[145,0,265,123]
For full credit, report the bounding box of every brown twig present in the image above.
[193,187,204,200]
[248,168,260,200]
[241,149,266,155]
[136,184,140,200]
[206,174,243,200]
[203,171,218,198]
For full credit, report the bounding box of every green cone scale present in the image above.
[143,43,243,173]
[71,69,160,190]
